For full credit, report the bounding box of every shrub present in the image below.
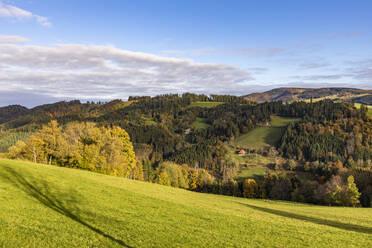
[157,172,171,186]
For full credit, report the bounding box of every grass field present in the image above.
[0,159,371,248]
[234,165,266,182]
[189,101,225,108]
[302,93,371,103]
[354,103,372,116]
[191,118,210,129]
[233,154,285,182]
[142,117,157,126]
[232,116,299,149]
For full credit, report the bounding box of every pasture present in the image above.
[0,159,371,247]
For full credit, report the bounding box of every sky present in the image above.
[0,0,371,107]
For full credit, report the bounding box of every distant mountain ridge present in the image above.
[0,105,30,124]
[244,87,372,104]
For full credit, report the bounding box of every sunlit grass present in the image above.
[232,116,299,149]
[354,103,372,116]
[189,101,225,108]
[191,118,210,129]
[232,153,285,182]
[0,159,371,247]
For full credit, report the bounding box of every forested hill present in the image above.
[244,87,372,104]
[1,93,372,207]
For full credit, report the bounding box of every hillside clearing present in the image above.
[302,93,371,103]
[232,116,299,149]
[189,101,225,108]
[233,154,285,182]
[191,118,210,129]
[234,165,266,182]
[354,103,372,116]
[0,159,371,247]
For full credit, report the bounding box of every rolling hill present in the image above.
[0,159,371,247]
[244,87,372,104]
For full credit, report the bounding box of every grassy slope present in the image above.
[232,116,299,149]
[233,154,286,182]
[189,101,225,108]
[0,159,371,248]
[191,118,210,129]
[244,88,372,104]
[354,103,372,116]
[234,165,266,182]
[302,93,371,103]
[142,117,157,126]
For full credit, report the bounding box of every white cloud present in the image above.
[162,47,287,57]
[352,68,372,79]
[0,43,254,103]
[0,1,51,27]
[299,74,349,80]
[0,35,29,43]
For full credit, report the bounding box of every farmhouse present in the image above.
[184,128,191,135]
[238,149,246,156]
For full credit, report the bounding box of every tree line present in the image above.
[1,94,371,207]
[8,120,143,179]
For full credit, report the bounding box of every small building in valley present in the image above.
[238,149,246,156]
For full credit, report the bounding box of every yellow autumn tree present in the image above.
[8,140,27,159]
[129,159,144,181]
[243,179,258,198]
[157,171,171,186]
[37,120,66,164]
[8,120,138,179]
[26,135,45,163]
[189,170,199,190]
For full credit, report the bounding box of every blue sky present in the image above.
[0,0,371,107]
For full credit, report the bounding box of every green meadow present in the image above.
[191,117,210,129]
[189,101,225,108]
[354,103,372,116]
[234,165,266,182]
[0,159,371,247]
[232,116,299,149]
[232,154,285,182]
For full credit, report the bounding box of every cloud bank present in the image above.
[0,35,29,43]
[0,1,51,27]
[0,43,255,105]
[0,40,370,107]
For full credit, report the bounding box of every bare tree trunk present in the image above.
[32,146,37,163]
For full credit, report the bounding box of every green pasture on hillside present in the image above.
[354,103,372,116]
[0,159,371,247]
[232,116,299,149]
[191,118,210,129]
[189,101,225,108]
[232,154,285,182]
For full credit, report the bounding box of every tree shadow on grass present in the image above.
[238,202,372,235]
[0,166,134,248]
